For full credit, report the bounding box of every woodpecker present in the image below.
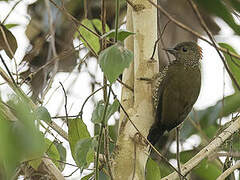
[148,41,202,145]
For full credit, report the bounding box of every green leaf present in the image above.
[34,106,52,123]
[45,139,60,169]
[218,43,240,91]
[53,141,66,171]
[0,97,45,178]
[179,150,221,180]
[204,125,218,139]
[194,159,221,180]
[68,118,90,165]
[92,19,110,34]
[74,138,94,168]
[76,18,100,55]
[91,100,105,124]
[75,19,109,55]
[181,90,240,139]
[5,24,19,29]
[109,123,118,143]
[195,0,240,35]
[217,92,240,117]
[82,172,94,180]
[29,158,42,171]
[99,43,133,83]
[146,157,161,180]
[101,29,134,41]
[91,99,120,124]
[0,24,17,59]
[105,99,119,123]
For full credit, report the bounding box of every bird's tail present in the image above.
[147,125,164,146]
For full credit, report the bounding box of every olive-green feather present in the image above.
[148,42,202,145]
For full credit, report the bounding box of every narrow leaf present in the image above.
[91,100,105,123]
[101,29,134,41]
[76,19,100,55]
[91,100,119,124]
[92,19,110,34]
[218,43,240,91]
[0,24,17,59]
[195,0,240,35]
[105,99,119,123]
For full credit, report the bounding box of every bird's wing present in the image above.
[152,66,169,124]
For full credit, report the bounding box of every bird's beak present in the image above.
[163,48,177,55]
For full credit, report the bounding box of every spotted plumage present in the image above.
[148,42,202,145]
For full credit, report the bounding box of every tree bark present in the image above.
[113,1,158,179]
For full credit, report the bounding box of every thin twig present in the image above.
[78,86,105,118]
[110,88,186,179]
[126,0,136,10]
[19,45,81,86]
[42,0,59,101]
[49,0,101,39]
[186,0,240,91]
[59,82,68,123]
[227,49,240,69]
[2,0,23,24]
[147,0,240,61]
[0,25,18,82]
[0,54,16,85]
[216,161,240,180]
[117,78,133,92]
[151,20,171,60]
[176,127,182,180]
[101,0,108,103]
[209,152,240,159]
[163,118,240,180]
[96,87,111,180]
[0,65,69,141]
[115,0,120,42]
[95,130,105,178]
[64,167,79,178]
[104,127,114,180]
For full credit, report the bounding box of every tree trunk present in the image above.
[112,1,158,179]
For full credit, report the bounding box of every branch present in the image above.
[110,89,186,179]
[162,117,240,180]
[0,66,69,140]
[42,155,65,180]
[216,161,240,180]
[186,0,240,91]
[147,0,240,61]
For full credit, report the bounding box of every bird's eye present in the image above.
[182,47,188,52]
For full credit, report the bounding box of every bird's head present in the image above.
[164,41,203,67]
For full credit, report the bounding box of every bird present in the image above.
[147,41,202,145]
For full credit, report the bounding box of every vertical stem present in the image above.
[95,124,104,180]
[101,0,107,101]
[176,127,182,180]
[95,87,111,180]
[115,0,120,42]
[104,126,114,179]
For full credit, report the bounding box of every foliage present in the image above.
[0,24,17,59]
[0,0,240,179]
[0,96,45,178]
[99,43,133,84]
